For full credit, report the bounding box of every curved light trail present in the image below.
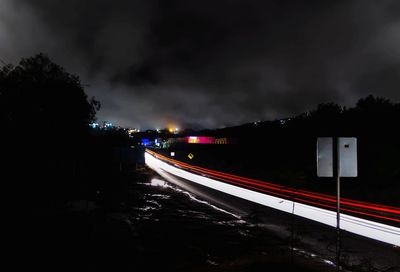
[145,149,400,246]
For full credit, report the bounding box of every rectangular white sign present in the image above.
[338,137,358,177]
[317,137,358,177]
[317,137,333,177]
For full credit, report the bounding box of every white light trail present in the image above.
[145,152,400,246]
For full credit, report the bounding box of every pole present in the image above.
[336,137,341,272]
[290,186,295,265]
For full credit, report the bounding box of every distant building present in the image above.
[141,138,151,146]
[127,128,139,137]
[186,136,215,144]
[215,138,227,144]
[166,136,236,145]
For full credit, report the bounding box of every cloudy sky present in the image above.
[1,0,400,129]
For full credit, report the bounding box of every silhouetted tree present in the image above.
[1,54,101,208]
[0,53,100,143]
[355,95,393,112]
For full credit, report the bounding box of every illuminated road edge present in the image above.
[145,152,400,246]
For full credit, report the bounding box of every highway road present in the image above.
[145,149,400,247]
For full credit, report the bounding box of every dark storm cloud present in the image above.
[2,0,400,128]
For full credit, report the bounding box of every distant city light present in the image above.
[102,121,113,128]
[186,136,215,144]
[141,138,150,146]
[89,122,99,128]
[168,126,179,134]
[188,136,198,143]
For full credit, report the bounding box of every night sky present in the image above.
[2,0,400,129]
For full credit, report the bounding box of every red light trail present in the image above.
[146,149,400,224]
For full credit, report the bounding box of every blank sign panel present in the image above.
[317,137,333,177]
[339,137,358,177]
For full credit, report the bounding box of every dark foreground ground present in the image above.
[20,167,399,272]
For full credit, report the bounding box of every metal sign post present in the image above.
[334,137,341,272]
[317,137,357,271]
